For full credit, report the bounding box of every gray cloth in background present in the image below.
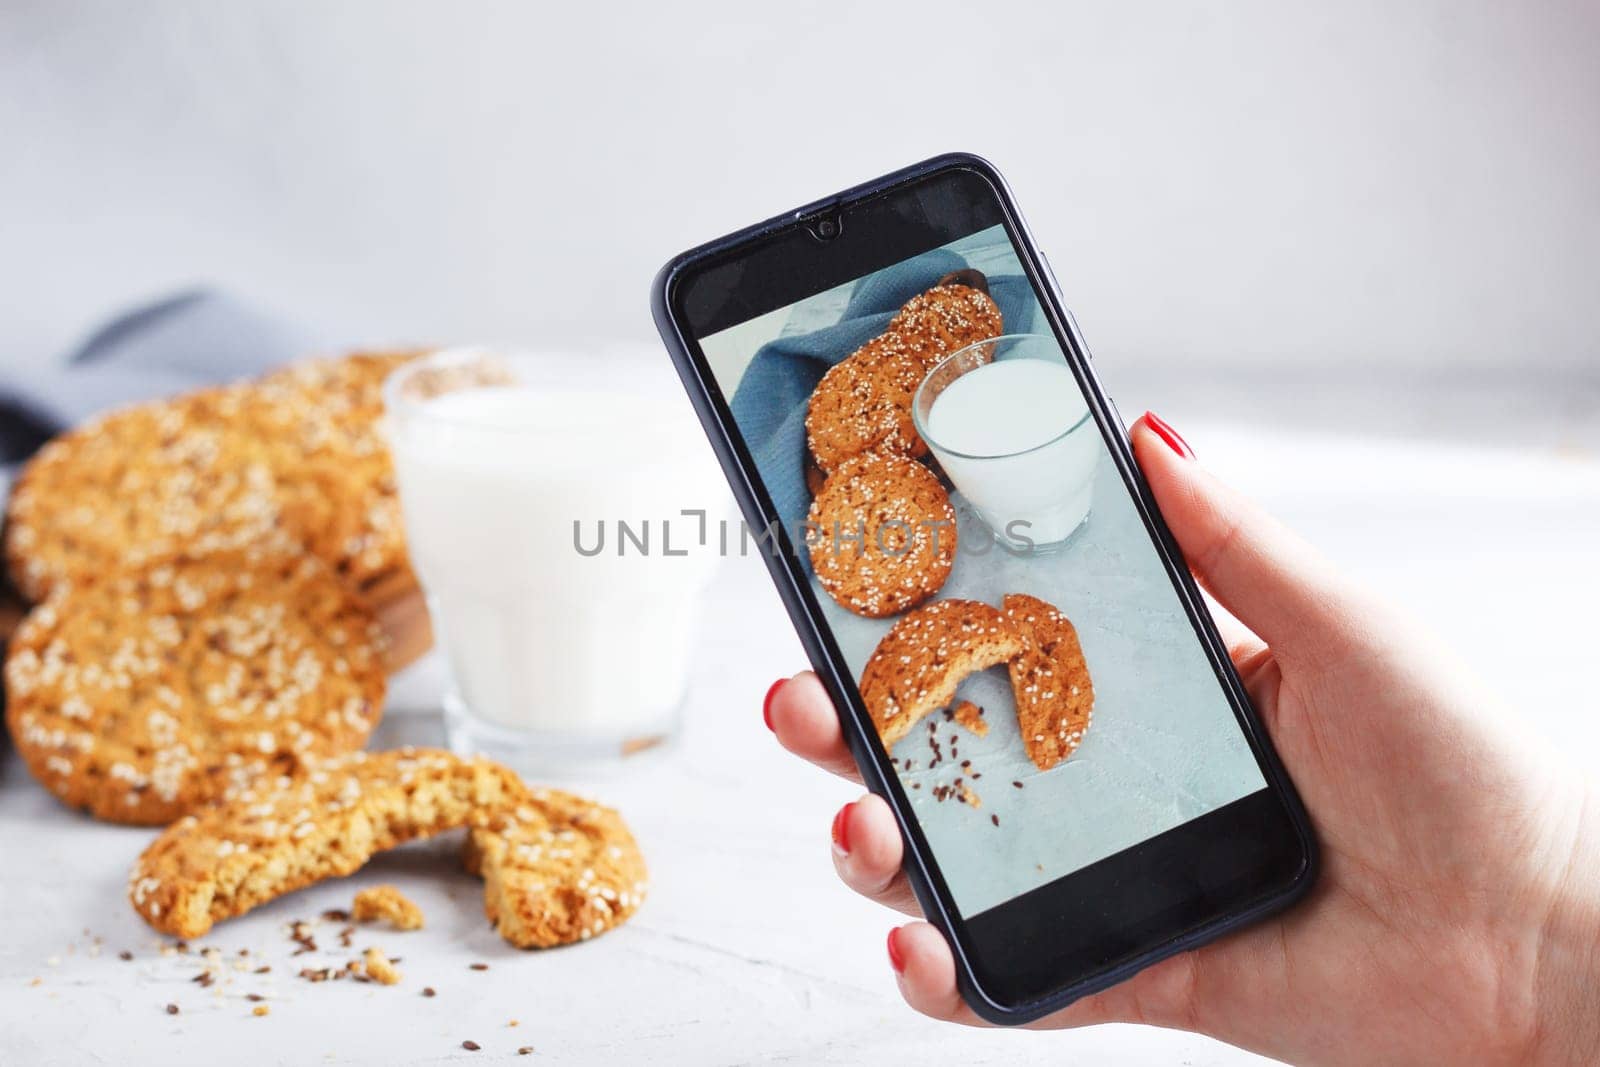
[0,289,324,499]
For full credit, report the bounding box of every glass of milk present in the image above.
[913,334,1098,551]
[383,347,728,774]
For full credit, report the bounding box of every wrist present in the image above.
[1530,781,1600,1066]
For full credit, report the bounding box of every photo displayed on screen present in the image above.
[696,224,1267,918]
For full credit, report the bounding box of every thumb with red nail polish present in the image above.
[1141,410,1194,460]
[762,678,785,732]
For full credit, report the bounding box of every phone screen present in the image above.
[664,164,1308,1009]
[689,216,1273,920]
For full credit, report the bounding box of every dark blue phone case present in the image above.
[651,152,1318,1025]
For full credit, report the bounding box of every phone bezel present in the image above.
[650,152,1317,1024]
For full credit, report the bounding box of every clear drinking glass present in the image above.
[383,347,727,775]
[912,333,1099,551]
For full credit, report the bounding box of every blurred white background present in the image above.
[3,0,1598,416]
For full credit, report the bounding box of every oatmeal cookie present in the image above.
[242,349,425,595]
[128,748,648,949]
[4,547,385,824]
[1003,593,1095,771]
[2,351,426,608]
[884,284,1004,371]
[858,599,1024,748]
[804,339,928,473]
[465,786,651,948]
[2,388,286,603]
[804,283,1002,473]
[808,452,956,618]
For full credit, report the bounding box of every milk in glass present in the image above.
[920,347,1098,548]
[385,351,726,769]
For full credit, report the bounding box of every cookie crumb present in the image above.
[508,1019,519,1027]
[463,1040,481,1051]
[422,986,437,998]
[118,950,133,961]
[518,1048,533,1056]
[352,885,424,931]
[321,908,351,923]
[252,1004,269,1017]
[961,699,989,730]
[363,946,402,986]
[165,1003,179,1015]
[469,962,489,971]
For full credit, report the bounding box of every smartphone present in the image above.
[651,153,1316,1024]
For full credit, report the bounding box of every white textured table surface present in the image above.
[3,422,1598,1066]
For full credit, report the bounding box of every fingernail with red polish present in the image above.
[1143,410,1195,460]
[831,803,853,856]
[762,679,785,731]
[887,927,907,974]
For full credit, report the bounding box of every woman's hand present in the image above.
[765,412,1600,1067]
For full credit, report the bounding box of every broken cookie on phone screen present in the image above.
[859,599,1023,748]
[1004,593,1095,771]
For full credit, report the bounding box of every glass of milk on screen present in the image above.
[383,347,728,774]
[913,334,1099,551]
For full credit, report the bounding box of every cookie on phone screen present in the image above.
[885,283,1004,371]
[859,599,1024,748]
[1003,593,1095,771]
[808,452,957,618]
[805,339,928,473]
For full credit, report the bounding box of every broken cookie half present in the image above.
[858,599,1025,748]
[860,593,1097,773]
[1002,593,1096,772]
[128,747,647,949]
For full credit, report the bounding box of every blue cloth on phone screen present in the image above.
[728,248,1036,538]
